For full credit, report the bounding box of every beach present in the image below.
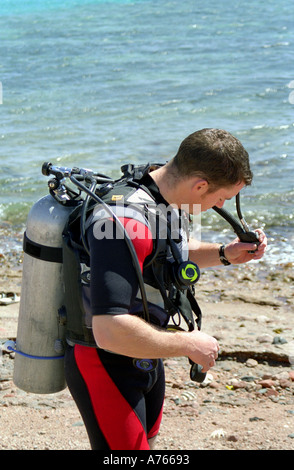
[1,251,294,451]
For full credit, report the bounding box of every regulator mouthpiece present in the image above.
[213,192,260,250]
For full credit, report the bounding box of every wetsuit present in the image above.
[64,174,189,450]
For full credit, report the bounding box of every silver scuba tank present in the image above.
[13,194,76,394]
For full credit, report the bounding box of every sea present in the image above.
[0,0,293,267]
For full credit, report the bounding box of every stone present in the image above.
[208,381,221,389]
[288,371,294,381]
[262,373,273,380]
[278,379,292,389]
[232,380,248,390]
[257,334,273,343]
[273,371,290,381]
[265,389,279,397]
[256,315,270,323]
[246,359,258,368]
[227,434,238,442]
[241,375,258,382]
[273,336,288,345]
[258,379,276,388]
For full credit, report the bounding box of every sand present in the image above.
[1,252,294,451]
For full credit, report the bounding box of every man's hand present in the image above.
[188,229,267,268]
[225,228,267,264]
[187,330,219,373]
[93,314,219,373]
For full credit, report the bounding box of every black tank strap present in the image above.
[23,232,63,263]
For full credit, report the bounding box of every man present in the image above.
[64,128,267,450]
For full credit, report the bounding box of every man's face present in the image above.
[198,181,245,212]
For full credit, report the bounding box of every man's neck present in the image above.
[148,165,177,206]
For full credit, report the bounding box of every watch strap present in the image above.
[219,244,231,266]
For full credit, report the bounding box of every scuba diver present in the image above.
[12,128,267,450]
[63,128,267,450]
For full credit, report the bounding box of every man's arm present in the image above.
[92,314,219,374]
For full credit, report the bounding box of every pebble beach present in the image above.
[1,242,294,450]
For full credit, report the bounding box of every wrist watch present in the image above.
[219,244,231,266]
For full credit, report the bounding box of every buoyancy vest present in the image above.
[62,164,202,348]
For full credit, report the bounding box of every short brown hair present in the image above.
[171,128,253,188]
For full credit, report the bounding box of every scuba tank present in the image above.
[13,163,114,394]
[13,193,79,394]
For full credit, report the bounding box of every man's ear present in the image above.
[192,178,209,195]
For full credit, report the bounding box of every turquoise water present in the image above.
[0,0,293,263]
